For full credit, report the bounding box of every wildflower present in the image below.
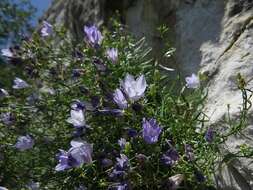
[1,48,13,57]
[0,88,9,98]
[142,118,162,144]
[40,21,53,37]
[0,112,15,125]
[106,48,118,63]
[161,148,179,166]
[120,74,147,101]
[168,174,184,190]
[84,25,103,47]
[12,77,29,89]
[55,140,92,171]
[184,144,194,161]
[205,128,214,143]
[113,89,128,109]
[67,109,86,128]
[0,186,8,190]
[118,138,127,149]
[185,73,200,89]
[116,154,129,169]
[15,135,34,151]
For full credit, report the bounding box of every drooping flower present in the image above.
[120,74,147,101]
[55,140,92,171]
[12,77,29,89]
[161,148,179,166]
[116,154,129,169]
[15,135,34,151]
[1,48,13,58]
[67,109,86,128]
[142,118,162,144]
[113,89,128,109]
[185,73,200,89]
[106,48,118,63]
[118,138,127,149]
[168,174,184,190]
[205,128,214,143]
[84,25,103,47]
[68,140,93,166]
[0,88,9,98]
[184,144,194,161]
[0,112,15,125]
[40,21,53,37]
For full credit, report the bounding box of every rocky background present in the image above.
[43,0,253,189]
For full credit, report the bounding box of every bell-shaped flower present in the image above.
[113,89,128,109]
[0,88,9,98]
[15,135,34,151]
[185,73,200,89]
[0,112,15,125]
[120,74,147,101]
[1,48,13,58]
[106,48,118,63]
[84,25,103,47]
[55,140,92,171]
[161,148,179,167]
[67,109,86,128]
[142,118,162,144]
[40,21,53,37]
[168,174,184,189]
[205,128,214,143]
[13,77,29,89]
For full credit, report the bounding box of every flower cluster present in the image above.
[1,20,247,190]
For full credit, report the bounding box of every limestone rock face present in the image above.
[44,0,253,189]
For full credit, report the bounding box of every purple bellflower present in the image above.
[120,74,147,101]
[13,77,29,89]
[113,89,128,109]
[0,88,9,98]
[118,138,127,150]
[0,112,15,125]
[84,25,103,47]
[205,128,214,143]
[116,154,129,169]
[142,118,162,144]
[67,109,86,128]
[41,21,53,37]
[106,48,118,63]
[161,148,179,167]
[55,140,92,171]
[1,48,13,58]
[15,135,34,151]
[185,73,200,89]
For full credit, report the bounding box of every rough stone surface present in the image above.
[43,0,253,189]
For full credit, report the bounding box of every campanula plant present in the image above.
[0,20,252,190]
